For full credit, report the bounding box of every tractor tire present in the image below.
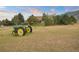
[26,26,32,33]
[17,28,25,36]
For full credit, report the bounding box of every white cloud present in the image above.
[0,6,6,9]
[16,7,43,15]
[0,10,17,21]
[29,8,43,16]
[47,9,56,15]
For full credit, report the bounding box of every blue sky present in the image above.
[1,6,65,14]
[0,6,79,20]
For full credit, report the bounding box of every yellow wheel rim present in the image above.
[18,29,23,36]
[26,27,30,33]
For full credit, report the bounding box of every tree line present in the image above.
[0,13,77,26]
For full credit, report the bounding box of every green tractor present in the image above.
[12,25,32,36]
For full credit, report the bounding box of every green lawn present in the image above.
[0,24,79,52]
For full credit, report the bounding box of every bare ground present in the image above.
[0,24,79,52]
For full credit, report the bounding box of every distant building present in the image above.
[35,16,42,23]
[36,15,55,22]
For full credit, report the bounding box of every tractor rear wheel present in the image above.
[17,28,25,36]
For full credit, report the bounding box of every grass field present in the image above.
[0,24,79,52]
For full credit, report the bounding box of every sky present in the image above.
[0,6,79,21]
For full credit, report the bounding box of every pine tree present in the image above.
[27,15,38,25]
[42,13,54,26]
[0,21,1,26]
[2,18,11,26]
[12,13,24,25]
[70,16,77,23]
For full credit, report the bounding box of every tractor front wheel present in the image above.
[26,26,32,33]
